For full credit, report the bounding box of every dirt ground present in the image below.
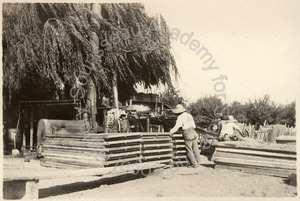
[38,165,297,199]
[3,157,297,199]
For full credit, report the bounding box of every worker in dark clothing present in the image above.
[114,114,130,133]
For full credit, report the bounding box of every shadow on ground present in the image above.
[39,172,148,198]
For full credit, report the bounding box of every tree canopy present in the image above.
[2,3,177,106]
[185,95,296,127]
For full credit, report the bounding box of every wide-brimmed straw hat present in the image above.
[172,104,186,114]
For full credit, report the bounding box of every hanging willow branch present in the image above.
[2,3,177,101]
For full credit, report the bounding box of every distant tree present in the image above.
[187,94,295,127]
[278,102,296,127]
[160,88,186,108]
[244,95,272,125]
[188,96,224,126]
[242,95,294,126]
[228,101,245,123]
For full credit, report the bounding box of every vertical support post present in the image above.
[22,132,26,148]
[249,125,252,138]
[112,72,119,113]
[79,101,82,120]
[30,107,33,151]
[104,110,108,133]
[146,116,150,132]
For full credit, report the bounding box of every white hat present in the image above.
[172,104,186,114]
[226,115,238,123]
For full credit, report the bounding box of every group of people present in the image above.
[112,103,243,168]
[169,104,244,168]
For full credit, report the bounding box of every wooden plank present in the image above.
[43,147,104,156]
[105,139,142,145]
[105,157,141,165]
[142,143,173,148]
[108,151,141,158]
[173,155,189,160]
[45,137,106,142]
[215,164,296,178]
[172,139,185,143]
[42,154,105,164]
[215,151,296,164]
[41,160,84,169]
[141,158,173,165]
[50,130,101,136]
[44,139,106,148]
[43,144,107,152]
[216,147,296,159]
[214,157,296,170]
[142,138,171,142]
[5,162,167,180]
[44,134,106,139]
[173,144,186,149]
[42,152,106,161]
[143,154,173,160]
[276,136,296,144]
[143,148,173,154]
[172,133,183,137]
[102,132,171,139]
[42,157,104,168]
[213,141,296,153]
[106,145,140,152]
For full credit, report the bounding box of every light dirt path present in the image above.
[39,165,297,199]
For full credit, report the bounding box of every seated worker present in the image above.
[114,114,131,133]
[219,115,243,141]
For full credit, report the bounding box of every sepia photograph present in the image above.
[1,0,299,200]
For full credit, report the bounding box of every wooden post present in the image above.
[112,72,119,113]
[249,125,252,138]
[146,117,150,132]
[104,110,108,133]
[30,107,33,151]
[22,131,26,148]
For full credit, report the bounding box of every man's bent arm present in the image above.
[170,118,182,134]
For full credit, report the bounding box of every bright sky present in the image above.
[2,0,299,105]
[137,0,300,105]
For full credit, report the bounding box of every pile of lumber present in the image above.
[36,119,106,169]
[212,141,296,177]
[38,119,175,169]
[42,133,107,169]
[102,132,173,167]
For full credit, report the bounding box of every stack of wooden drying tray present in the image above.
[38,119,178,169]
[212,141,296,177]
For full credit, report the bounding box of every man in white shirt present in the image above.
[219,115,243,141]
[170,104,201,168]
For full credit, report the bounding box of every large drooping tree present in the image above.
[2,3,177,128]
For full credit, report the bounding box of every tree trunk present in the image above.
[112,70,119,111]
[88,3,102,130]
